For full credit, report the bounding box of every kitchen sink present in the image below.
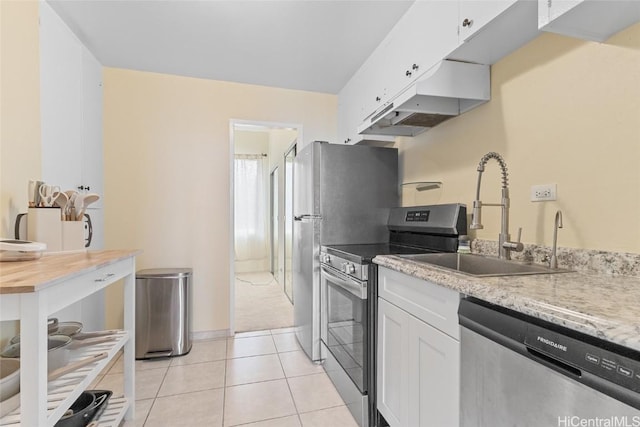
[399,253,572,277]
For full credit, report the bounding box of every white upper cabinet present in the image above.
[381,1,460,111]
[40,2,83,191]
[40,3,104,204]
[448,0,540,65]
[336,72,395,145]
[359,1,459,123]
[538,0,640,42]
[459,0,519,41]
[80,49,104,207]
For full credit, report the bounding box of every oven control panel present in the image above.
[320,251,367,281]
[405,210,430,222]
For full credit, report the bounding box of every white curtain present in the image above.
[234,154,268,262]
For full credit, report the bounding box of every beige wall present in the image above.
[0,0,41,346]
[0,0,41,236]
[398,24,640,253]
[103,68,336,332]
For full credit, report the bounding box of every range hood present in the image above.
[358,60,490,137]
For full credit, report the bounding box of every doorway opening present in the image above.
[230,120,300,334]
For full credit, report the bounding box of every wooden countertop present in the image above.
[0,250,141,294]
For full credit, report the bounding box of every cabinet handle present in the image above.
[77,185,90,191]
[375,96,381,102]
[462,18,473,28]
[95,273,115,283]
[405,70,412,77]
[344,138,351,144]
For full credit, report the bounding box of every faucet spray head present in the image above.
[470,200,483,229]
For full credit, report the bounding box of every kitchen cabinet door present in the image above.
[377,298,410,427]
[358,1,459,125]
[408,316,460,427]
[382,1,459,107]
[40,2,103,198]
[337,70,395,145]
[538,0,640,42]
[40,1,83,191]
[458,0,519,42]
[81,47,104,206]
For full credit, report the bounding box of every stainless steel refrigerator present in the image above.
[293,141,398,361]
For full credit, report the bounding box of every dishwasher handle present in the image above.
[525,346,582,378]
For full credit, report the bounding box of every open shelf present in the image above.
[402,181,442,191]
[0,331,129,426]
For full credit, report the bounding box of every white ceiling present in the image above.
[48,0,415,94]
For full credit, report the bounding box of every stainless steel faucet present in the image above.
[550,210,563,269]
[470,152,523,260]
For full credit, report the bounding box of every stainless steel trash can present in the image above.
[135,268,192,359]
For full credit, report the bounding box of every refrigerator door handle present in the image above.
[294,214,322,221]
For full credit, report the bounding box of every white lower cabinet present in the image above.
[408,314,460,427]
[377,267,460,427]
[378,298,410,426]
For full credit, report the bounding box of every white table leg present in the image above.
[20,292,48,426]
[123,262,136,420]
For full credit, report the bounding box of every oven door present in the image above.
[321,263,368,394]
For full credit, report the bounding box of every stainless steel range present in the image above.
[320,203,467,427]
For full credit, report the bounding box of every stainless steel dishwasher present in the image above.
[459,298,640,426]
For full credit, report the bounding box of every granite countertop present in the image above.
[374,254,640,352]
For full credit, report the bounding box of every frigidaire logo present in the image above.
[537,336,568,352]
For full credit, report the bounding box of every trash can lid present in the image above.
[136,268,192,279]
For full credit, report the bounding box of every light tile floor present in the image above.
[96,328,358,427]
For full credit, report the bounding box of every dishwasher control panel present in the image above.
[525,323,640,393]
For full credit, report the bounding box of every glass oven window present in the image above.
[324,277,367,392]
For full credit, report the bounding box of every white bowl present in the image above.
[0,358,20,401]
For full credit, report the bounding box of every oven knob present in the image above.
[344,263,356,274]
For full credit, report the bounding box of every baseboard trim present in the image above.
[191,329,230,341]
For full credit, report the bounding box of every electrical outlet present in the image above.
[531,184,557,202]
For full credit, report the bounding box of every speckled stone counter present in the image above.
[374,254,640,352]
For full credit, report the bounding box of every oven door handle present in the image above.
[321,265,367,300]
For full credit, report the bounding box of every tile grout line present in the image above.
[222,336,229,427]
[275,344,305,426]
